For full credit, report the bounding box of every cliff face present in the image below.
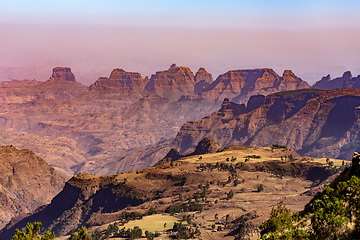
[0,146,65,230]
[0,173,144,238]
[145,64,196,100]
[173,89,360,159]
[89,69,147,94]
[196,68,309,103]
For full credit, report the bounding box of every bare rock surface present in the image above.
[89,68,146,94]
[0,146,65,230]
[145,64,196,100]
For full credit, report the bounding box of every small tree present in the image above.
[12,222,55,240]
[145,230,154,240]
[226,190,234,200]
[225,214,230,225]
[187,215,192,224]
[68,226,91,240]
[234,179,239,186]
[259,204,292,235]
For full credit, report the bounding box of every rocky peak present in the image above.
[145,65,195,100]
[170,63,177,68]
[193,137,219,155]
[50,67,76,82]
[197,68,282,103]
[342,71,353,80]
[154,148,182,166]
[282,70,295,77]
[195,68,213,83]
[194,67,213,94]
[322,74,331,82]
[37,67,88,100]
[109,68,127,78]
[278,69,310,91]
[313,72,353,90]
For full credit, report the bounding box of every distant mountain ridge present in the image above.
[82,65,311,103]
[312,70,360,90]
[0,65,311,176]
[0,66,359,178]
[172,88,360,160]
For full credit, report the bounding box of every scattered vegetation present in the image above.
[271,144,288,150]
[165,202,203,215]
[12,222,55,240]
[68,226,91,240]
[259,155,360,240]
[172,222,201,239]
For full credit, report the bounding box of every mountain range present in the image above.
[1,64,360,239]
[1,65,359,177]
[0,65,313,176]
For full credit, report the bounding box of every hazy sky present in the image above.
[1,0,360,85]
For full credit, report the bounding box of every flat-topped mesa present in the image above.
[194,67,213,94]
[89,68,146,94]
[144,64,195,100]
[38,67,88,100]
[49,67,76,82]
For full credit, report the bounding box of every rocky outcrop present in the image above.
[312,71,360,90]
[278,70,310,91]
[48,67,76,82]
[343,74,360,89]
[172,88,360,160]
[38,67,88,100]
[145,64,195,100]
[193,137,219,155]
[154,148,182,166]
[89,69,146,94]
[194,67,213,94]
[0,146,65,230]
[197,68,309,104]
[155,137,219,166]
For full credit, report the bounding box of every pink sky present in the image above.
[1,1,360,85]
